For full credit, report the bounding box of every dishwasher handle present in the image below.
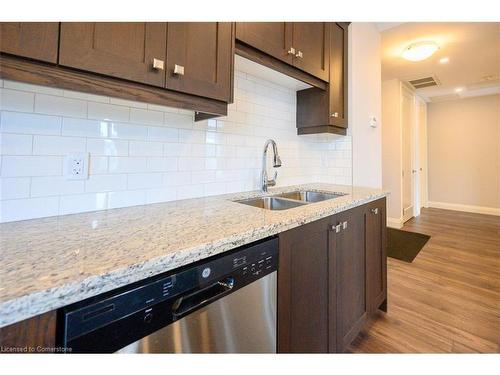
[172,277,235,318]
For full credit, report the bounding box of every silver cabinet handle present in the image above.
[173,64,185,76]
[152,58,165,70]
[287,47,296,55]
[331,112,339,118]
[295,50,303,58]
[342,221,348,230]
[331,224,342,233]
[371,208,379,215]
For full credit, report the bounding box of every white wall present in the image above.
[350,23,382,189]
[0,70,352,222]
[427,94,500,214]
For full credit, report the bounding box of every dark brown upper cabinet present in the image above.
[166,23,233,102]
[0,22,59,63]
[292,23,329,82]
[235,22,329,82]
[296,23,349,135]
[59,23,168,87]
[235,22,293,65]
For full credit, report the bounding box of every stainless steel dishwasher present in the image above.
[59,237,278,353]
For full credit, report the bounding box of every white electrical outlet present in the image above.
[65,152,89,180]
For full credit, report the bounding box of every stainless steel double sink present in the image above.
[234,190,346,211]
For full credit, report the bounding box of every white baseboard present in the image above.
[387,217,403,229]
[427,201,500,216]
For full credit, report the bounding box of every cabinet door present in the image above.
[278,217,329,353]
[59,23,167,87]
[365,198,387,313]
[166,23,232,102]
[235,22,293,64]
[0,22,59,63]
[332,205,368,352]
[329,23,348,128]
[292,22,329,81]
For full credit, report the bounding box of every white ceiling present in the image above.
[381,22,500,101]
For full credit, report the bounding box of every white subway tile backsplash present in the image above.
[59,193,107,215]
[0,73,351,222]
[0,177,31,200]
[145,187,177,204]
[164,113,193,129]
[1,111,61,135]
[127,173,164,190]
[1,155,62,177]
[88,102,130,122]
[0,133,32,155]
[163,171,191,186]
[35,94,87,118]
[0,88,34,112]
[33,135,86,155]
[129,141,163,157]
[63,90,109,103]
[110,97,148,109]
[108,157,148,174]
[148,126,179,142]
[86,139,128,156]
[130,108,163,125]
[163,143,191,157]
[147,157,178,172]
[178,157,205,171]
[108,190,146,209]
[31,176,85,197]
[176,184,204,200]
[191,170,216,184]
[62,118,108,138]
[0,197,59,222]
[85,174,127,193]
[3,81,63,96]
[89,156,109,175]
[108,122,148,141]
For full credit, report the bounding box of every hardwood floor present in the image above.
[349,208,500,353]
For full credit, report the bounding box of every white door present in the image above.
[416,97,428,210]
[401,87,415,222]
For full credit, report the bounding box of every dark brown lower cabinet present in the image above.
[278,216,330,353]
[279,198,387,353]
[365,199,388,314]
[0,310,56,352]
[332,204,368,352]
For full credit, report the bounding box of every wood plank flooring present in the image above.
[349,208,500,353]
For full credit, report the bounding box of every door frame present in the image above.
[415,95,429,212]
[400,84,416,223]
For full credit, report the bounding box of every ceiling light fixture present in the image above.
[402,41,440,62]
[439,57,450,64]
[455,87,464,93]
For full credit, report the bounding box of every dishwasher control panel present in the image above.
[59,237,278,352]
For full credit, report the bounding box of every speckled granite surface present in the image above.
[0,183,388,328]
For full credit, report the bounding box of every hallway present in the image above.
[350,208,500,353]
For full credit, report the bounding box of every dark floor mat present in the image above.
[387,228,430,262]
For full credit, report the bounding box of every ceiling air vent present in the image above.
[408,76,439,89]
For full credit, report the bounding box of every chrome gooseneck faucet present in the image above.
[261,139,282,192]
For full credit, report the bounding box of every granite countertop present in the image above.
[0,183,388,328]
